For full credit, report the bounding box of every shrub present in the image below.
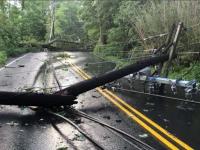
[0,51,7,65]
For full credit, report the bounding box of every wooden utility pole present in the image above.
[49,0,56,42]
[0,91,76,106]
[0,53,174,106]
[163,22,183,77]
[57,54,173,96]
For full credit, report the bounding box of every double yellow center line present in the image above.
[68,61,193,150]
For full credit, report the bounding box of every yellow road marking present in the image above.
[104,90,193,150]
[69,62,178,149]
[68,61,193,150]
[98,88,180,150]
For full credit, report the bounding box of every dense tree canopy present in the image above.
[0,0,200,81]
[55,1,84,42]
[0,0,48,57]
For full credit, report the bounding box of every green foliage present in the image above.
[80,0,122,45]
[0,0,200,83]
[0,0,48,64]
[117,0,200,50]
[0,51,7,65]
[20,2,47,41]
[94,43,124,58]
[80,0,200,82]
[55,1,84,42]
[6,47,34,57]
[169,63,200,83]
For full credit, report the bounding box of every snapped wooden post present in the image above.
[163,22,183,77]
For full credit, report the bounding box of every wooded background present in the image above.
[0,0,200,81]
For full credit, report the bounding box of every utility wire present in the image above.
[178,52,200,54]
[40,56,154,150]
[68,107,155,150]
[113,88,200,104]
[39,53,106,150]
[143,23,200,41]
[86,55,153,65]
[106,128,143,150]
[47,110,105,150]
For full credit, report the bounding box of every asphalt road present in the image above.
[0,52,47,92]
[0,52,165,150]
[64,52,198,149]
[0,51,197,150]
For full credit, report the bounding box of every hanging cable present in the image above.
[47,110,105,150]
[106,128,143,150]
[38,57,151,150]
[67,107,156,150]
[112,88,200,104]
[143,23,200,41]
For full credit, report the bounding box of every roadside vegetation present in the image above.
[0,0,200,82]
[0,1,48,65]
[80,0,200,82]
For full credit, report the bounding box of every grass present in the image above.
[0,46,41,66]
[169,62,200,83]
[0,51,7,66]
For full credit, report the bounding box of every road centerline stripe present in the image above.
[104,90,193,150]
[67,61,185,149]
[97,87,179,150]
[68,61,193,150]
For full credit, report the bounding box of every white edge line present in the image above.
[0,53,29,72]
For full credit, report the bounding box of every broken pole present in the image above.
[0,91,76,106]
[0,54,176,106]
[163,22,183,77]
[57,54,174,96]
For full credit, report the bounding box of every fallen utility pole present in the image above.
[56,54,174,96]
[0,54,175,106]
[0,91,76,106]
[163,22,183,77]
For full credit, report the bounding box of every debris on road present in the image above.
[92,94,101,98]
[116,119,122,123]
[139,133,149,138]
[57,147,68,150]
[143,109,149,112]
[18,65,25,67]
[6,121,19,126]
[72,133,86,141]
[39,118,44,121]
[103,115,111,120]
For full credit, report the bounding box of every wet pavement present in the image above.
[0,51,198,150]
[0,52,47,92]
[68,52,199,149]
[0,52,164,150]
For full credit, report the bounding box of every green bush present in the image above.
[0,51,7,65]
[6,47,28,57]
[6,46,40,57]
[169,62,200,83]
[94,43,125,58]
